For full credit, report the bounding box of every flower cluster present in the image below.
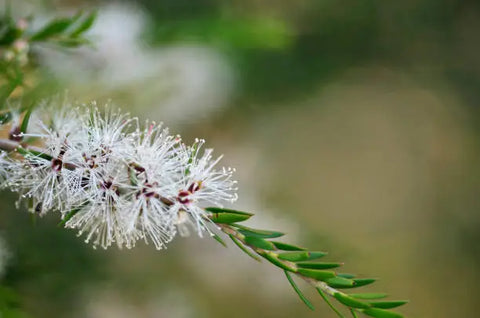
[0,101,238,249]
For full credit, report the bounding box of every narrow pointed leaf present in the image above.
[296,262,341,270]
[325,277,356,288]
[261,252,296,271]
[369,301,408,309]
[244,236,276,250]
[307,251,329,260]
[337,273,356,279]
[17,147,53,161]
[284,270,315,310]
[30,18,72,41]
[278,251,309,261]
[205,207,253,216]
[338,278,377,289]
[362,307,403,318]
[297,268,336,280]
[316,288,345,318]
[271,241,306,251]
[351,293,388,300]
[70,12,97,37]
[58,209,79,226]
[209,211,252,224]
[20,106,33,134]
[352,278,376,288]
[278,251,328,262]
[235,224,284,239]
[333,293,370,309]
[210,212,252,224]
[212,233,227,247]
[229,235,261,261]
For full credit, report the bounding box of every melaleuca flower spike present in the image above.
[0,98,408,317]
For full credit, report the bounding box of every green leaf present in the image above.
[350,293,388,300]
[229,234,261,261]
[261,252,296,271]
[235,224,285,239]
[243,236,276,250]
[211,233,227,247]
[16,147,53,161]
[333,292,370,309]
[20,106,33,134]
[337,278,376,289]
[337,273,356,279]
[350,308,359,318]
[316,288,345,318]
[58,209,80,226]
[351,278,377,288]
[297,268,336,281]
[278,251,309,261]
[205,207,253,216]
[70,12,97,37]
[307,251,330,260]
[369,301,408,309]
[206,207,253,224]
[271,241,307,251]
[278,251,328,262]
[284,270,315,310]
[362,307,403,318]
[296,262,342,270]
[210,212,252,224]
[325,277,356,288]
[30,18,72,41]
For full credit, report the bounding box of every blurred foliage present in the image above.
[139,0,480,104]
[0,6,96,107]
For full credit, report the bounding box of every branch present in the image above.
[206,207,408,318]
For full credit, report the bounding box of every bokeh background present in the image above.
[1,0,480,317]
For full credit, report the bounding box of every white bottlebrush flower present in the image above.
[64,157,132,249]
[62,105,134,207]
[120,123,183,249]
[171,139,238,237]
[79,103,135,153]
[5,104,86,215]
[61,107,137,249]
[6,150,74,215]
[0,99,238,249]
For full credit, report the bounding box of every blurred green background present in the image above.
[1,0,480,317]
